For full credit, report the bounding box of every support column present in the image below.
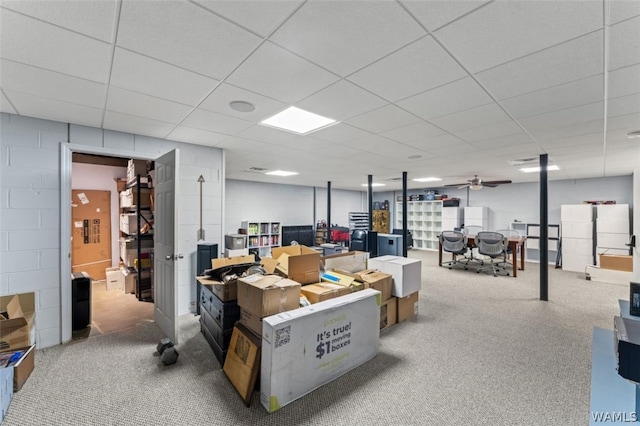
[540,154,549,301]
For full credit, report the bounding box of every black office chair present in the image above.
[439,231,470,270]
[475,231,509,277]
[496,229,520,267]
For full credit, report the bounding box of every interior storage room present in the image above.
[1,1,640,425]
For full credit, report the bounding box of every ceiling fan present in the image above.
[444,175,512,190]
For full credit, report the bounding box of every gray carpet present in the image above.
[2,250,628,425]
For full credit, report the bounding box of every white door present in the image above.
[154,149,180,344]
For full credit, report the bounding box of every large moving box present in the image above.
[300,283,351,304]
[272,246,321,284]
[367,256,421,298]
[237,275,301,317]
[0,293,36,351]
[71,190,111,280]
[261,289,381,413]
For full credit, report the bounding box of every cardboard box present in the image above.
[271,245,320,285]
[212,254,255,269]
[121,267,137,294]
[367,256,422,298]
[72,189,111,280]
[261,289,381,413]
[355,270,393,302]
[300,283,351,304]
[600,254,633,272]
[197,278,237,302]
[237,275,301,318]
[397,291,419,323]
[105,267,124,291]
[223,323,261,406]
[321,251,369,273]
[0,293,36,351]
[320,271,355,288]
[239,309,263,336]
[0,345,35,392]
[0,365,12,423]
[380,297,397,330]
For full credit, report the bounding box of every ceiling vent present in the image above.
[385,177,403,182]
[507,157,539,166]
[244,166,269,173]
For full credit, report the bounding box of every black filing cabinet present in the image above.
[196,243,218,315]
[199,284,240,366]
[71,272,92,330]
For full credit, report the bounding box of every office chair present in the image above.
[475,231,509,277]
[496,229,520,265]
[439,231,470,270]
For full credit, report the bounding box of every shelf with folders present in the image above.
[395,200,443,251]
[241,220,281,257]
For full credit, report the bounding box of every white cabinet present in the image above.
[241,221,281,258]
[441,207,462,231]
[561,204,595,272]
[594,204,630,266]
[396,200,442,251]
[463,206,488,229]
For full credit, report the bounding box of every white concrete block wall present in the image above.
[1,112,224,348]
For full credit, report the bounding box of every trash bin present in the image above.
[71,272,91,330]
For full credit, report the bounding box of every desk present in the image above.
[438,235,526,277]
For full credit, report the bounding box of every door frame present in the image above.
[60,143,157,344]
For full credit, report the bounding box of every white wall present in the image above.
[0,113,224,348]
[72,163,126,268]
[225,180,366,234]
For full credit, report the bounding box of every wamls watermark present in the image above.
[591,411,638,422]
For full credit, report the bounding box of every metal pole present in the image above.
[540,154,549,301]
[368,175,373,231]
[402,172,408,257]
[327,181,331,242]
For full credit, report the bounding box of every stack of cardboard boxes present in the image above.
[0,293,37,422]
[203,246,422,412]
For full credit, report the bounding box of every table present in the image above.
[438,235,526,277]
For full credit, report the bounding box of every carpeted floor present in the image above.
[2,250,629,425]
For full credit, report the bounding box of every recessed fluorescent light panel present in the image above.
[361,183,386,187]
[265,170,298,177]
[260,106,337,134]
[412,177,442,182]
[520,165,560,173]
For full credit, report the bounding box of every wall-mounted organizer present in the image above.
[348,212,369,231]
[241,220,281,258]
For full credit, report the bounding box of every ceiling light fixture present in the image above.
[260,106,337,135]
[469,184,483,191]
[627,130,640,138]
[520,165,560,173]
[229,100,255,112]
[413,177,442,183]
[361,183,386,187]
[265,170,298,177]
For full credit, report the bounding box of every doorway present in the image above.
[70,153,154,339]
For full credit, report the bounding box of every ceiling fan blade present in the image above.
[443,183,469,188]
[482,180,512,185]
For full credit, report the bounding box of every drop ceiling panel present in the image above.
[346,104,421,133]
[398,77,493,120]
[0,9,111,82]
[345,135,433,161]
[469,132,532,149]
[608,93,640,117]
[0,60,106,108]
[218,137,276,154]
[400,0,491,32]
[609,0,640,25]
[607,112,640,130]
[198,83,286,122]
[308,123,371,144]
[519,102,603,133]
[476,31,603,100]
[434,1,602,73]
[499,75,603,119]
[193,0,303,37]
[181,108,253,136]
[106,87,192,124]
[269,1,425,76]
[608,64,640,99]
[1,91,17,114]
[609,16,640,70]
[166,126,229,147]
[2,0,118,42]
[297,80,386,121]
[5,90,102,127]
[110,48,218,106]
[429,103,512,133]
[380,121,446,143]
[103,111,175,138]
[347,36,467,102]
[226,41,339,104]
[455,120,525,143]
[534,119,605,142]
[235,124,298,144]
[117,1,262,79]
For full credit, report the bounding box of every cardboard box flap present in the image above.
[7,296,24,319]
[0,317,28,333]
[355,269,391,283]
[271,245,318,258]
[261,258,279,275]
[321,272,355,287]
[321,251,369,273]
[239,274,298,290]
[212,254,256,269]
